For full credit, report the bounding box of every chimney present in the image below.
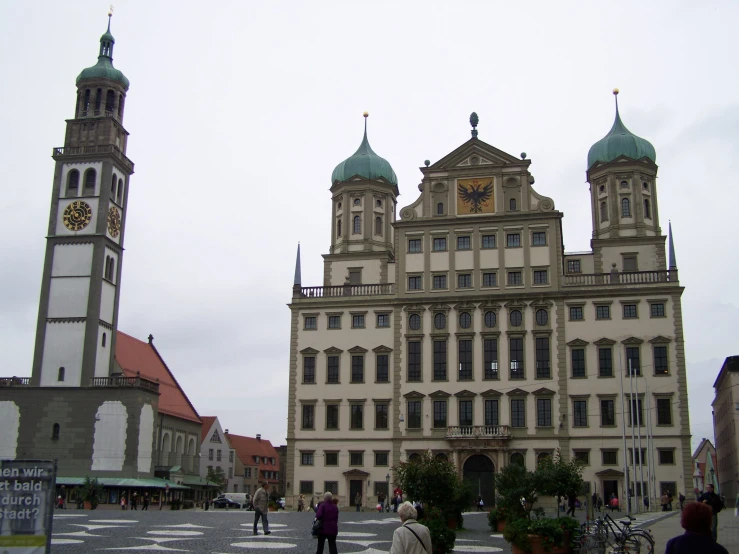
[225,429,229,434]
[256,434,261,440]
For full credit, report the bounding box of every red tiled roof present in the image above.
[227,433,280,483]
[115,332,201,424]
[200,416,217,442]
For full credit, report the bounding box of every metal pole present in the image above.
[618,348,631,515]
[628,358,639,513]
[646,378,657,510]
[635,373,646,512]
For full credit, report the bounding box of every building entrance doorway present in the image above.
[463,454,495,508]
[603,480,619,503]
[349,480,363,507]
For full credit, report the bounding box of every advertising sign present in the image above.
[0,460,56,554]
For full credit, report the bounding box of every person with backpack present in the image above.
[698,483,723,541]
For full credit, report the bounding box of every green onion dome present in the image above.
[76,17,129,89]
[331,114,397,185]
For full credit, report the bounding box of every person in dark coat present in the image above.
[665,501,728,554]
[315,491,339,554]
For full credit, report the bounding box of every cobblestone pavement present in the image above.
[50,509,509,553]
[645,509,739,552]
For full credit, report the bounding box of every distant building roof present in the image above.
[200,416,217,442]
[227,433,280,482]
[115,332,201,424]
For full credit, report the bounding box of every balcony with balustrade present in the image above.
[53,144,134,172]
[562,268,678,288]
[293,282,396,301]
[445,425,511,449]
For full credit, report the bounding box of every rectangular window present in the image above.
[352,314,365,328]
[299,481,314,495]
[650,303,666,317]
[408,341,422,381]
[535,337,550,378]
[654,346,669,375]
[408,400,422,429]
[596,305,610,320]
[600,399,615,426]
[377,313,390,327]
[325,452,338,466]
[573,400,588,427]
[328,315,341,329]
[510,337,524,379]
[482,234,496,249]
[629,449,647,465]
[433,237,447,251]
[458,400,473,426]
[533,270,549,285]
[536,398,552,427]
[304,316,317,330]
[408,239,422,253]
[457,236,471,250]
[602,450,617,465]
[658,449,675,465]
[571,349,585,378]
[350,404,363,429]
[532,231,547,246]
[482,272,497,287]
[629,398,643,427]
[656,398,672,425]
[208,448,213,461]
[506,233,521,247]
[375,403,389,429]
[374,481,389,497]
[623,304,637,319]
[458,340,473,379]
[301,452,314,465]
[433,401,447,428]
[326,404,339,430]
[511,398,526,428]
[350,452,364,465]
[484,399,499,426]
[508,271,523,286]
[569,306,583,321]
[484,339,498,379]
[327,355,340,383]
[408,275,422,290]
[433,341,447,380]
[574,451,590,465]
[375,452,389,466]
[626,347,641,375]
[623,256,638,271]
[457,273,472,288]
[324,481,339,494]
[376,354,389,382]
[302,404,315,430]
[599,347,613,377]
[303,356,316,384]
[351,355,364,382]
[567,260,581,273]
[432,274,447,289]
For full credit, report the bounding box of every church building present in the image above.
[286,101,691,509]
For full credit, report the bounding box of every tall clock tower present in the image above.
[30,15,133,387]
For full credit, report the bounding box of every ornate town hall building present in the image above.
[286,102,691,508]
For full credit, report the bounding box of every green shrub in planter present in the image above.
[528,518,565,552]
[488,505,512,530]
[502,516,533,552]
[423,507,456,554]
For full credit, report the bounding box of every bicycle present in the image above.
[577,513,654,553]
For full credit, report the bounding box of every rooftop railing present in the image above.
[296,283,396,299]
[446,425,511,439]
[53,144,134,172]
[0,377,31,387]
[562,269,678,287]
[90,374,159,393]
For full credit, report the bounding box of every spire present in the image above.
[668,221,677,270]
[293,243,302,285]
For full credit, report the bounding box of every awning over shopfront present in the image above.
[182,475,218,487]
[56,477,189,490]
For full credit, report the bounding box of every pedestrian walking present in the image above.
[252,482,272,536]
[698,483,723,542]
[678,492,685,510]
[314,491,339,554]
[665,501,728,554]
[309,496,315,512]
[298,494,305,512]
[566,495,576,517]
[120,495,126,510]
[142,493,149,511]
[131,493,138,510]
[476,496,484,512]
[355,492,362,512]
[390,501,432,554]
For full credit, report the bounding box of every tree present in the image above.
[206,466,227,491]
[394,450,459,509]
[493,462,538,519]
[534,451,585,510]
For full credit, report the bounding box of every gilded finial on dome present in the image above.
[613,88,619,95]
[363,111,369,118]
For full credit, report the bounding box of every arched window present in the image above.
[75,92,81,117]
[117,179,123,203]
[353,198,361,206]
[105,90,115,113]
[102,332,107,347]
[57,367,65,382]
[643,199,651,219]
[510,452,525,467]
[435,453,448,461]
[537,452,551,466]
[409,453,421,463]
[107,257,115,281]
[118,94,124,117]
[66,170,80,196]
[376,199,382,208]
[509,198,517,211]
[94,88,102,112]
[111,174,117,196]
[437,202,444,215]
[375,216,383,236]
[52,423,60,440]
[337,220,342,237]
[353,215,361,234]
[621,197,631,217]
[600,201,608,222]
[84,169,96,192]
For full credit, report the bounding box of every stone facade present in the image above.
[713,357,739,499]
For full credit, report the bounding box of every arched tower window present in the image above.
[510,452,525,467]
[600,201,608,222]
[57,367,65,382]
[621,197,631,217]
[353,215,361,234]
[643,199,651,219]
[118,94,124,118]
[337,220,342,237]
[375,216,383,236]
[83,89,91,115]
[94,88,102,112]
[105,90,115,113]
[437,202,444,215]
[75,92,81,117]
[52,423,60,440]
[102,332,107,347]
[509,198,517,211]
[84,169,96,193]
[66,170,80,197]
[117,179,123,203]
[111,174,117,197]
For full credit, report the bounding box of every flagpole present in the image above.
[635,372,646,512]
[618,348,631,515]
[628,358,639,513]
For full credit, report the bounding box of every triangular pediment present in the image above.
[567,339,589,347]
[323,346,344,354]
[372,345,393,353]
[594,337,617,346]
[300,347,319,355]
[621,337,644,345]
[506,388,530,396]
[348,345,368,353]
[481,389,502,397]
[403,391,426,398]
[532,387,556,396]
[429,390,452,398]
[648,335,671,344]
[427,138,526,171]
[454,389,477,398]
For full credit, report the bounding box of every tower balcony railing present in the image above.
[446,425,511,440]
[90,373,159,393]
[0,377,31,387]
[295,283,396,299]
[53,144,134,173]
[562,269,678,287]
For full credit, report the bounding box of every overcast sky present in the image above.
[1,1,737,455]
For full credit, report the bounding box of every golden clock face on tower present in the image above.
[62,201,93,231]
[107,206,122,238]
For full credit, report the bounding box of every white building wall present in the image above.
[51,243,93,276]
[94,326,111,377]
[48,277,90,318]
[40,322,85,386]
[91,401,128,471]
[100,281,116,323]
[138,404,155,473]
[0,401,20,459]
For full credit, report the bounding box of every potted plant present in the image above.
[488,505,511,532]
[502,516,533,554]
[79,476,104,510]
[268,500,278,512]
[423,507,456,554]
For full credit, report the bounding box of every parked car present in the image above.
[213,495,242,509]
